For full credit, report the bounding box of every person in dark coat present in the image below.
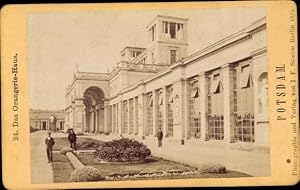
[45,132,55,163]
[68,129,77,150]
[156,128,163,147]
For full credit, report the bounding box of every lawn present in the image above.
[53,137,104,151]
[51,153,74,183]
[77,154,252,180]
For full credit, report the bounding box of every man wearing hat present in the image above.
[45,131,55,163]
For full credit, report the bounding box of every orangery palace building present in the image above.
[64,15,269,147]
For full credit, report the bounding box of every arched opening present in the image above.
[83,86,105,133]
[49,115,57,131]
[257,72,268,116]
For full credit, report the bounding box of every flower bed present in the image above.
[105,169,198,180]
[95,138,151,162]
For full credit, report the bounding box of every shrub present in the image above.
[30,126,38,133]
[198,162,226,174]
[76,141,103,149]
[60,147,74,155]
[70,166,105,182]
[95,138,151,162]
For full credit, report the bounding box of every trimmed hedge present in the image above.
[60,147,74,155]
[70,166,105,182]
[198,162,226,174]
[95,138,151,162]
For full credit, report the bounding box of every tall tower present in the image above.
[145,15,188,66]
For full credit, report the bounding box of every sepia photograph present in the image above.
[27,7,271,184]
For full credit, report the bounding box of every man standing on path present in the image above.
[45,132,55,163]
[68,129,77,150]
[156,128,163,147]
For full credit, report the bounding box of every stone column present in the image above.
[104,101,111,134]
[82,109,86,133]
[72,103,75,129]
[90,109,95,132]
[199,72,209,141]
[111,105,115,134]
[162,86,168,137]
[222,64,235,143]
[182,79,188,141]
[152,90,157,136]
[172,78,187,143]
[142,93,148,137]
[133,98,138,135]
[127,100,130,135]
[95,109,99,133]
[74,99,84,133]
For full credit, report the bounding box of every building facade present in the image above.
[65,15,269,147]
[29,109,65,131]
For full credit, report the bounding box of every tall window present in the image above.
[207,71,224,140]
[166,87,174,137]
[234,61,255,142]
[188,78,201,138]
[170,22,176,39]
[147,94,153,136]
[129,99,134,134]
[170,50,176,64]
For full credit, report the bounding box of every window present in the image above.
[233,60,255,143]
[170,50,176,64]
[208,115,224,140]
[210,74,221,94]
[207,71,224,140]
[170,22,176,39]
[240,65,251,88]
[163,21,168,34]
[188,79,201,139]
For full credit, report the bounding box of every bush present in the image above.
[30,126,38,133]
[76,141,103,149]
[70,166,105,182]
[198,162,226,174]
[60,147,74,155]
[95,138,151,162]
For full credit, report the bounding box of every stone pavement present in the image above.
[85,134,270,177]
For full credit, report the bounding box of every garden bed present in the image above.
[53,137,104,151]
[76,154,252,180]
[51,153,74,183]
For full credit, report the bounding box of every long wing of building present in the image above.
[65,15,268,147]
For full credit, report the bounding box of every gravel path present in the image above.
[30,131,54,184]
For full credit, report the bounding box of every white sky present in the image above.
[28,7,265,110]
